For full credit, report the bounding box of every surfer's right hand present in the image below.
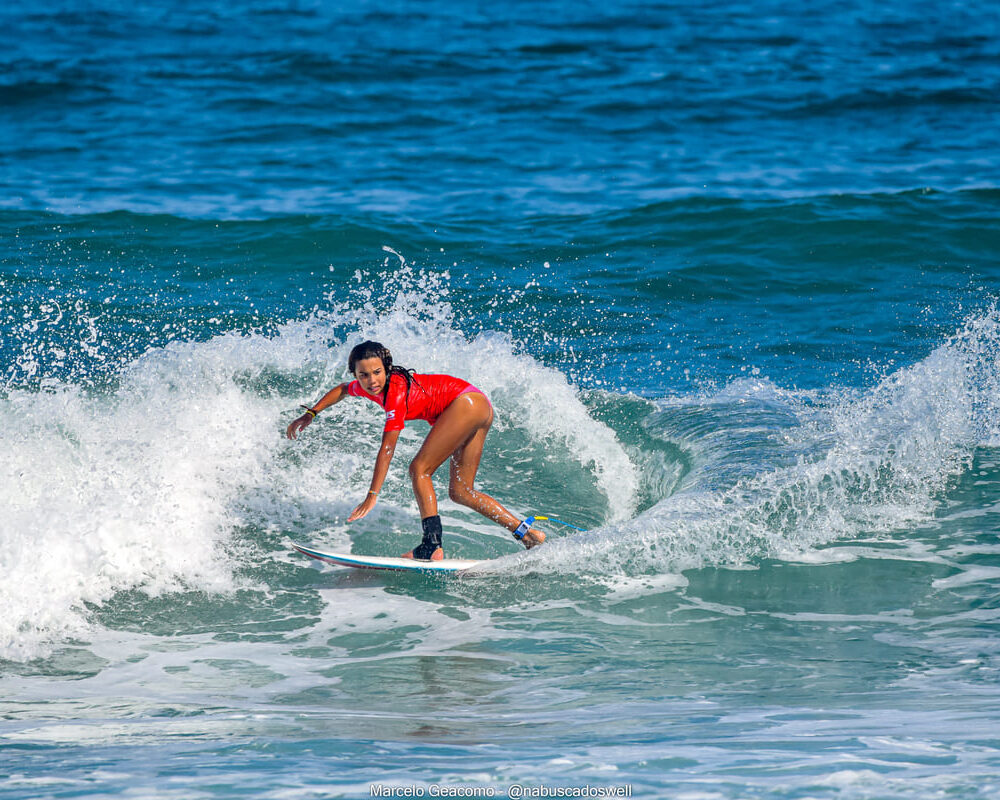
[286,414,313,440]
[347,492,377,522]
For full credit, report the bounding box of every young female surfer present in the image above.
[286,340,546,560]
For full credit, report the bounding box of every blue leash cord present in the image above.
[512,514,587,539]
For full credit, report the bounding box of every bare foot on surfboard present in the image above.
[401,546,444,561]
[521,528,546,549]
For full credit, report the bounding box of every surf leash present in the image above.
[513,514,587,540]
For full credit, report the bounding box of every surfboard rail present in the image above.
[291,542,484,573]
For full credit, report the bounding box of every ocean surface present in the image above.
[3,2,1000,798]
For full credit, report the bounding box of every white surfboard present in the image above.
[292,542,484,573]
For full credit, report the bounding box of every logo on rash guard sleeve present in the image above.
[385,410,396,421]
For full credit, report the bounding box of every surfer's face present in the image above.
[354,357,387,395]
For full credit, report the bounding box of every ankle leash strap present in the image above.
[512,516,536,540]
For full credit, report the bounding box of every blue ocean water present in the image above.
[3,1,1000,798]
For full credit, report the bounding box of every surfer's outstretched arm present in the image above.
[286,382,349,439]
[347,429,400,522]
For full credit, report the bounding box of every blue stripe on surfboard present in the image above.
[291,543,484,573]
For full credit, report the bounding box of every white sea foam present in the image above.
[0,267,639,660]
[0,332,287,660]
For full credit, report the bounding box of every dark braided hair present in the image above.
[347,340,415,404]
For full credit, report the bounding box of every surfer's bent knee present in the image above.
[409,458,431,481]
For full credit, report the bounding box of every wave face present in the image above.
[3,255,999,646]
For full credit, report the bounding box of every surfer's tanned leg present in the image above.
[402,392,545,558]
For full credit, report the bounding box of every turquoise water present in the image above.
[3,2,1000,798]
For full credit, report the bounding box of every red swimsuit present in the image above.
[347,373,486,432]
